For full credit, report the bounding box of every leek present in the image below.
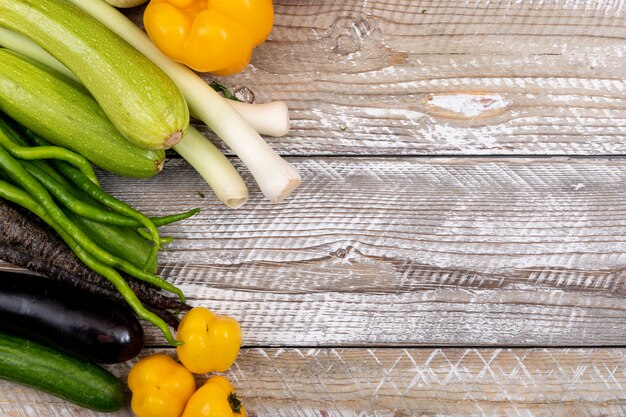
[66,0,301,203]
[0,27,289,138]
[0,26,248,209]
[174,127,248,209]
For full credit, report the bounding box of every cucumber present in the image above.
[0,0,189,150]
[0,48,165,178]
[0,330,124,411]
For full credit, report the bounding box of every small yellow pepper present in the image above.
[143,0,274,75]
[182,376,246,417]
[128,354,196,417]
[177,307,242,374]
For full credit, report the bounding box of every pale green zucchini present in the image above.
[0,0,189,150]
[0,49,165,178]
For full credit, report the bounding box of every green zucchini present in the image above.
[0,330,124,412]
[0,48,165,178]
[0,0,189,150]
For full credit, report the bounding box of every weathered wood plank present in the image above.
[3,1,624,415]
[2,157,622,346]
[141,0,626,156]
[3,347,626,416]
[124,1,626,152]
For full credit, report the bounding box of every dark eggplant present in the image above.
[0,269,144,363]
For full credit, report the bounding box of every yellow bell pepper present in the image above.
[128,354,197,417]
[182,376,246,417]
[176,307,242,374]
[143,0,274,75]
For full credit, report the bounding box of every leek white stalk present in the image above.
[226,101,290,138]
[0,26,289,137]
[0,26,249,209]
[68,0,301,203]
[174,127,248,209]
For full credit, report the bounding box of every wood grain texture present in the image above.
[3,347,626,417]
[133,0,626,156]
[6,156,616,347]
[7,156,626,347]
[3,3,625,415]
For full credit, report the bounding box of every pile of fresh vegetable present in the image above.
[0,0,293,414]
[0,113,189,344]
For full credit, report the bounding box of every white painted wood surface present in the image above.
[2,0,626,415]
[4,348,626,416]
[210,0,626,156]
[96,158,626,347]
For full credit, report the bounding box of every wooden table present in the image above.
[2,0,626,415]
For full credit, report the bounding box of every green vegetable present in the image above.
[0,25,289,138]
[10,126,160,271]
[59,161,162,270]
[74,215,159,273]
[0,48,165,178]
[0,146,176,294]
[0,125,185,344]
[0,26,250,208]
[0,0,189,150]
[10,156,192,272]
[0,119,199,344]
[16,152,199,229]
[22,162,162,227]
[0,330,124,411]
[0,121,98,185]
[0,178,182,346]
[66,0,301,203]
[18,162,157,272]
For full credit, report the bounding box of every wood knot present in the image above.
[234,87,255,103]
[425,92,510,120]
[332,16,377,56]
[335,34,361,55]
[331,246,353,259]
